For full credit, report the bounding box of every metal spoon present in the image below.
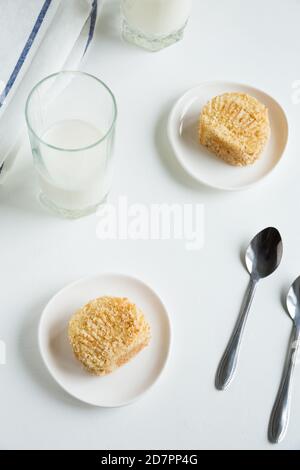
[216,227,283,390]
[269,276,300,443]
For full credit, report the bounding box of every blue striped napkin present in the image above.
[0,0,101,182]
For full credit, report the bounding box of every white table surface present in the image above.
[1,0,300,450]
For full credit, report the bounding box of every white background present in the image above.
[1,0,300,450]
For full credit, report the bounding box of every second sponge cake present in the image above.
[199,92,270,166]
[68,296,151,376]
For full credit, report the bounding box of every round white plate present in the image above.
[168,81,289,190]
[38,273,171,407]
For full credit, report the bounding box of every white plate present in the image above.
[168,81,289,190]
[38,273,171,407]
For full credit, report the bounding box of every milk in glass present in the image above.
[37,120,110,212]
[121,0,192,51]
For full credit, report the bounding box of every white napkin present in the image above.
[0,0,102,182]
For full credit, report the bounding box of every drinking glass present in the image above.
[121,0,192,52]
[25,71,117,218]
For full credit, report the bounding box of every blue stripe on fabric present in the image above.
[84,0,98,54]
[0,0,52,108]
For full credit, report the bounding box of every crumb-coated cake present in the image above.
[68,296,151,376]
[199,92,270,166]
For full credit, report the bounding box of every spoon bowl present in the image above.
[286,276,300,324]
[245,227,283,280]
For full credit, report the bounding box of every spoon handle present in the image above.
[216,277,257,390]
[269,326,300,444]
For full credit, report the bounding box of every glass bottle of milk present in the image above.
[121,0,193,51]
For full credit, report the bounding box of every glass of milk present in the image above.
[25,71,117,218]
[121,0,192,51]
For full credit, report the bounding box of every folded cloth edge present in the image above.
[0,0,101,184]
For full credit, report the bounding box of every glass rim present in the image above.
[25,71,118,152]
